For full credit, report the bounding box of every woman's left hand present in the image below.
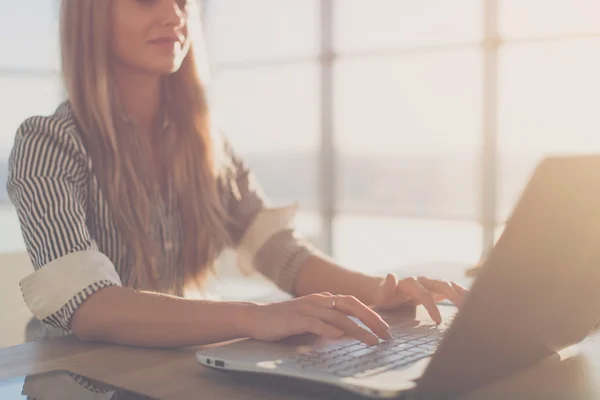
[371,274,468,324]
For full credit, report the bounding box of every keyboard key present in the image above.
[393,354,428,369]
[326,355,355,368]
[345,345,377,356]
[389,343,413,352]
[350,347,382,358]
[386,351,413,362]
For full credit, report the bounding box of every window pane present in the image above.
[0,0,60,70]
[500,0,600,40]
[210,64,320,153]
[334,215,481,272]
[335,50,482,219]
[209,64,320,209]
[499,39,600,219]
[333,0,483,53]
[204,0,320,64]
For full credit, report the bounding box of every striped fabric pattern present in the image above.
[7,102,316,336]
[40,280,118,330]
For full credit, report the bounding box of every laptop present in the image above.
[197,155,600,398]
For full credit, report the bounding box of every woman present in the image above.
[7,0,467,347]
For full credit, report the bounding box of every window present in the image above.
[4,0,600,268]
[204,0,323,247]
[329,2,485,262]
[335,50,482,220]
[498,39,600,219]
[500,0,600,40]
[203,0,320,65]
[209,63,322,221]
[334,216,482,272]
[210,64,320,155]
[333,0,483,52]
[0,0,60,70]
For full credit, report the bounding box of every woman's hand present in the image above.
[372,274,468,324]
[244,293,392,345]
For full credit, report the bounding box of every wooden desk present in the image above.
[2,322,600,399]
[2,264,599,399]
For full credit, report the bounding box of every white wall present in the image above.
[0,251,33,348]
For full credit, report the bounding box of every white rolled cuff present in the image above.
[236,203,299,275]
[19,250,122,321]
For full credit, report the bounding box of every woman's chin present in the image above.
[139,57,185,76]
[154,62,184,76]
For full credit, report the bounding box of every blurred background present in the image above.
[1,0,600,346]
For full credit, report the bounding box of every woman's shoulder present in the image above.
[13,101,88,158]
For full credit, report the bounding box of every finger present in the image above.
[301,293,334,308]
[418,277,463,308]
[331,295,391,337]
[432,293,447,303]
[398,278,442,324]
[312,294,390,332]
[451,282,469,295]
[297,317,345,340]
[310,308,381,345]
[393,283,417,303]
[451,282,469,304]
[375,273,397,304]
[419,278,462,304]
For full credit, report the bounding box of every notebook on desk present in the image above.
[197,155,600,399]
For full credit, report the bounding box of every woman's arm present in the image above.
[71,287,391,347]
[71,287,252,347]
[294,255,383,305]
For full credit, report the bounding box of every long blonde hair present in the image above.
[60,0,230,289]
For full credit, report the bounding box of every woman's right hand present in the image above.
[243,293,392,346]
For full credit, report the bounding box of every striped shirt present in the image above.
[7,102,316,336]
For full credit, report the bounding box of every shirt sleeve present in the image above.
[222,138,319,294]
[7,116,122,330]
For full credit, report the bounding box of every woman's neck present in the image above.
[113,65,162,132]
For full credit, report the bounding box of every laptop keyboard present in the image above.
[288,317,454,379]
